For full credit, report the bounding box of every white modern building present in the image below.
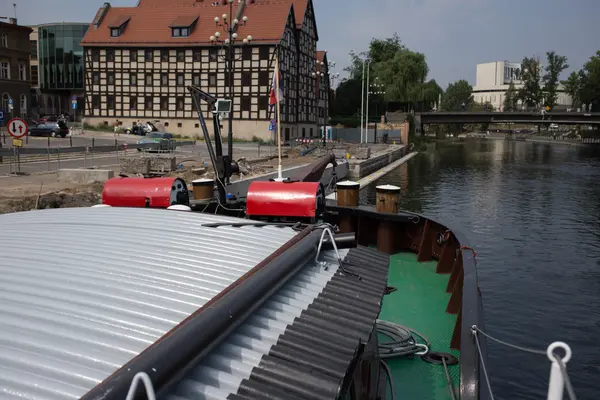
[472,61,571,111]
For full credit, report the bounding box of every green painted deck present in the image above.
[379,252,460,399]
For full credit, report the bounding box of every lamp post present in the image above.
[369,79,385,124]
[209,0,252,174]
[312,59,325,146]
[313,59,336,146]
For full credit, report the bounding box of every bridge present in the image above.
[418,112,600,125]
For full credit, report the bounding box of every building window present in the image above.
[130,51,137,62]
[160,96,168,109]
[30,40,37,59]
[161,73,168,86]
[31,65,38,85]
[193,49,201,62]
[145,50,153,61]
[176,50,185,62]
[18,63,26,80]
[192,74,200,86]
[107,72,115,85]
[259,71,269,86]
[20,93,27,115]
[1,61,10,79]
[176,73,184,86]
[0,34,7,48]
[224,73,230,87]
[209,48,217,61]
[130,74,137,85]
[241,72,251,86]
[130,96,137,109]
[110,28,120,37]
[172,27,190,37]
[259,47,269,60]
[176,97,184,111]
[242,47,252,61]
[241,96,251,112]
[107,95,115,110]
[145,73,153,86]
[208,72,217,86]
[145,97,153,109]
[92,71,100,84]
[106,49,115,62]
[92,95,100,108]
[160,50,168,62]
[91,49,99,62]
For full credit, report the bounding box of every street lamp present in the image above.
[368,78,385,129]
[209,0,252,178]
[312,59,326,146]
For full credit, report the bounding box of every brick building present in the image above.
[0,18,32,119]
[80,0,329,140]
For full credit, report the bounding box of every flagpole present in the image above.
[275,53,283,180]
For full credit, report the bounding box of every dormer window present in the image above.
[169,16,198,38]
[172,28,190,38]
[107,16,131,38]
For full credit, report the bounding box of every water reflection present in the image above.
[362,139,600,399]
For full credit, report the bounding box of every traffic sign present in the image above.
[8,98,12,105]
[7,118,28,138]
[12,138,23,147]
[72,95,77,101]
[72,101,78,110]
[0,110,3,121]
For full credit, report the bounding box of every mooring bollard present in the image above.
[336,180,360,233]
[376,184,401,254]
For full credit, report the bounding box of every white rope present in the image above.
[472,325,577,400]
[125,372,157,400]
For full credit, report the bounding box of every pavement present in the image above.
[0,138,271,176]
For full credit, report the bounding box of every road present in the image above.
[0,141,270,175]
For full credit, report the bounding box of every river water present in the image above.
[362,139,600,399]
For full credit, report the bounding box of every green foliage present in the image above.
[542,51,569,110]
[332,33,441,120]
[518,56,544,108]
[441,80,473,111]
[503,82,518,111]
[562,71,584,108]
[579,50,600,110]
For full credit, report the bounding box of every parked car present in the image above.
[137,132,176,152]
[125,122,157,136]
[29,122,69,138]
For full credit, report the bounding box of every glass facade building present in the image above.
[37,23,88,90]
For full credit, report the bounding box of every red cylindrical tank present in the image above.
[246,181,324,218]
[102,177,189,208]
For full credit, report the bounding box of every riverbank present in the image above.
[0,143,409,214]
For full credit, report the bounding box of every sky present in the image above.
[3,0,599,88]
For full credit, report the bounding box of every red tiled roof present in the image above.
[107,15,131,29]
[169,16,199,28]
[255,0,307,27]
[81,2,293,47]
[316,50,326,62]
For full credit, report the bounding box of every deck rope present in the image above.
[472,325,577,400]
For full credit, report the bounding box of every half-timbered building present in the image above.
[81,0,328,141]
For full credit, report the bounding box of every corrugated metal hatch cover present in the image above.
[0,207,297,400]
[164,246,390,400]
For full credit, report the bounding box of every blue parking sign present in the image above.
[0,110,4,122]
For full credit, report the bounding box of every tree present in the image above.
[333,34,440,119]
[562,71,584,109]
[441,80,473,111]
[579,50,600,111]
[518,56,543,109]
[542,51,569,110]
[503,81,518,111]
